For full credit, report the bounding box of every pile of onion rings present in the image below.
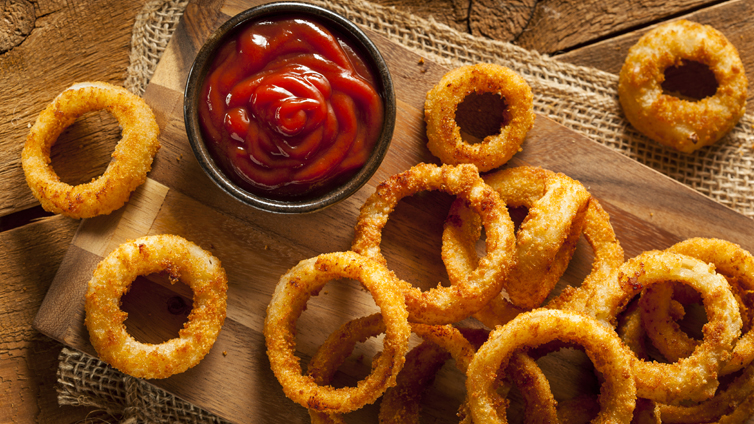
[261,61,754,422]
[84,234,227,379]
[263,160,754,420]
[22,82,160,218]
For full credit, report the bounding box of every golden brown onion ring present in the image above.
[264,252,411,414]
[22,82,160,218]
[307,315,479,424]
[84,234,227,379]
[306,314,386,424]
[577,250,742,403]
[443,166,591,313]
[618,20,747,153]
[352,163,516,324]
[424,63,535,171]
[641,238,754,376]
[465,309,636,424]
[659,362,754,424]
[377,340,452,424]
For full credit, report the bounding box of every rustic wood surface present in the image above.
[2,0,753,422]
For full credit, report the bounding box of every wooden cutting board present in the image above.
[34,0,754,422]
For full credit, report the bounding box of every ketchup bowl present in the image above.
[184,2,396,214]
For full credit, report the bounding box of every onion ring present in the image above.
[465,309,636,424]
[659,362,754,423]
[22,81,161,218]
[351,163,516,324]
[641,238,754,375]
[506,350,559,424]
[443,166,590,314]
[424,63,535,171]
[618,20,748,153]
[306,315,479,424]
[305,314,386,424]
[84,234,227,379]
[576,250,742,403]
[264,251,411,413]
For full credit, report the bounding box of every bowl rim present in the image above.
[183,1,396,214]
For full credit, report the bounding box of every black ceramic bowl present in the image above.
[184,2,395,214]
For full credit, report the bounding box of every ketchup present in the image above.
[198,16,384,200]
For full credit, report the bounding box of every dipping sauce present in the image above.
[198,16,385,200]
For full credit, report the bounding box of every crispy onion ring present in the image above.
[351,163,516,324]
[659,362,754,423]
[264,251,411,413]
[618,20,748,153]
[305,314,386,424]
[378,340,453,424]
[306,315,479,424]
[465,309,636,424]
[424,63,535,171]
[577,250,742,403]
[84,234,227,379]
[506,351,559,424]
[22,82,161,218]
[641,238,754,376]
[443,166,591,315]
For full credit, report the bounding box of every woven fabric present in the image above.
[58,0,754,422]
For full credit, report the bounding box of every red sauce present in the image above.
[198,16,384,200]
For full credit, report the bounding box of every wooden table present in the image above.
[1,0,752,422]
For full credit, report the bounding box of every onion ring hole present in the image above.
[49,110,121,186]
[455,92,510,143]
[380,190,457,291]
[120,274,193,345]
[661,60,719,101]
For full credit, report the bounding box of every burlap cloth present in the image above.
[57,0,754,422]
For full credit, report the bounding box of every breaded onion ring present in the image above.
[641,238,754,376]
[306,314,386,424]
[443,166,591,315]
[618,20,748,153]
[424,63,535,171]
[264,251,411,414]
[659,362,754,424]
[577,250,742,404]
[306,315,478,424]
[465,309,636,424]
[351,163,516,324]
[22,82,161,218]
[84,234,227,379]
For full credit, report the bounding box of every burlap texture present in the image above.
[58,0,754,422]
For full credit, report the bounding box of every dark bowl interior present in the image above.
[184,2,396,214]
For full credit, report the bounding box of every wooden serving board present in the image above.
[33,0,754,422]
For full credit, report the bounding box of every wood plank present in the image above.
[32,0,754,422]
[495,0,723,53]
[0,214,95,424]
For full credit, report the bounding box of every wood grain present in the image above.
[477,0,723,52]
[32,1,754,422]
[0,214,94,423]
